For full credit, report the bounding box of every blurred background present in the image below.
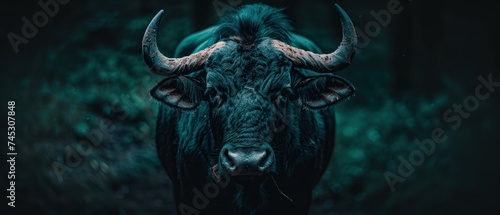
[1,0,499,214]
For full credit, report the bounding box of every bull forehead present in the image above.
[205,40,292,90]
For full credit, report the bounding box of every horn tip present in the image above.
[334,4,347,15]
[155,9,165,21]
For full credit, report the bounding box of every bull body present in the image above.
[142,4,357,215]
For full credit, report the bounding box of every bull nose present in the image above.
[220,146,274,176]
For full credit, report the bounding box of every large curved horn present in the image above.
[142,10,225,76]
[271,4,357,72]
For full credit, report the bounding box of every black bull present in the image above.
[142,3,357,215]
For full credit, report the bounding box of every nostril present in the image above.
[222,148,235,169]
[258,149,274,170]
[258,150,268,167]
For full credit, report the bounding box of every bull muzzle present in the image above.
[220,145,275,177]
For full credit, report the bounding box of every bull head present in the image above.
[143,4,356,181]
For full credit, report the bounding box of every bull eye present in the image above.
[282,87,297,100]
[271,117,286,133]
[204,87,225,106]
[272,87,295,106]
[203,87,217,100]
[273,94,285,106]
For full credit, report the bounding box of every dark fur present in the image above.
[155,4,337,215]
[211,4,291,45]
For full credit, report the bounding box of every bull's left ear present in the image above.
[295,75,355,109]
[150,76,205,110]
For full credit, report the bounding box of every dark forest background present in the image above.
[1,0,499,214]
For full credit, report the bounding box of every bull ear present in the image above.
[295,75,355,109]
[150,76,205,110]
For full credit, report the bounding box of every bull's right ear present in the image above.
[150,76,205,110]
[294,75,355,109]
